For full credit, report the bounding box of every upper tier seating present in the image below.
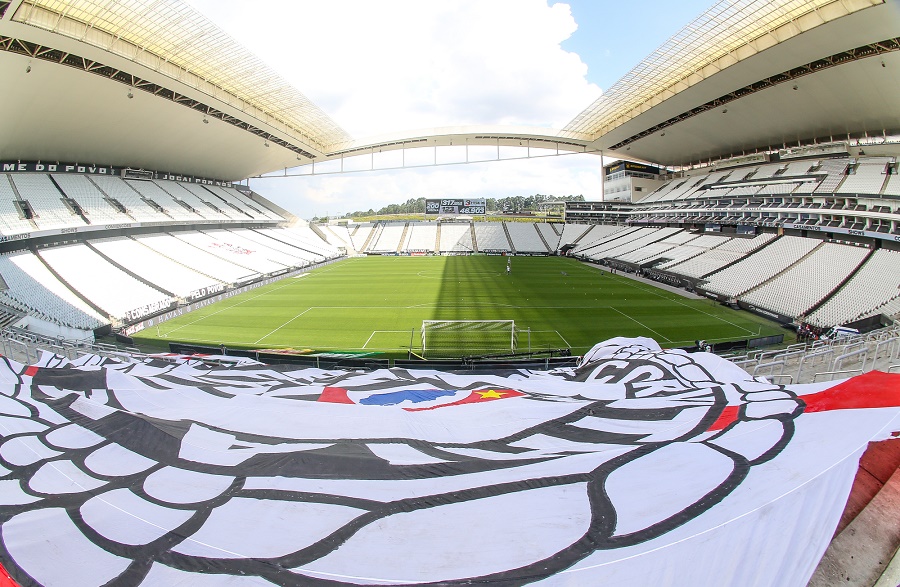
[127,180,212,221]
[838,160,890,195]
[90,176,171,221]
[9,174,83,231]
[157,181,229,221]
[52,174,127,224]
[0,175,39,235]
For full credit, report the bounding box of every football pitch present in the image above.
[132,255,786,357]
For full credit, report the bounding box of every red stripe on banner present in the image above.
[801,371,900,413]
[708,371,900,432]
[0,563,22,587]
[23,366,38,377]
[708,405,740,431]
[318,387,353,404]
[404,389,524,412]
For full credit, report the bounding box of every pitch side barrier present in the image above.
[167,342,581,372]
[120,257,345,339]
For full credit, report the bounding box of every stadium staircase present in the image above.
[534,223,552,252]
[361,223,381,253]
[396,222,410,253]
[502,223,515,253]
[434,223,441,252]
[470,223,478,252]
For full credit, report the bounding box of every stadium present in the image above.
[0,0,899,586]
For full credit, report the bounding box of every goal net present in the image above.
[421,320,516,357]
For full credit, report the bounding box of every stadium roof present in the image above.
[10,0,351,152]
[563,0,881,139]
[0,0,898,179]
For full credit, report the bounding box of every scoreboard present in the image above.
[425,198,486,216]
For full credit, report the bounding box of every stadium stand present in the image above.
[661,233,776,277]
[806,249,900,328]
[320,224,354,250]
[52,173,129,224]
[739,242,870,319]
[505,222,549,253]
[536,222,561,250]
[8,174,83,231]
[0,251,105,329]
[175,230,286,274]
[0,175,40,235]
[403,222,439,252]
[368,222,407,253]
[474,223,511,252]
[127,179,213,221]
[702,235,820,298]
[258,226,340,261]
[90,176,171,221]
[439,222,474,253]
[90,237,222,299]
[135,233,259,285]
[38,243,174,322]
[839,159,891,195]
[557,223,594,248]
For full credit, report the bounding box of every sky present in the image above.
[186,0,714,219]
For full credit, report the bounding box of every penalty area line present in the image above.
[610,307,673,343]
[253,307,314,345]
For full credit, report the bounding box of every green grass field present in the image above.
[132,255,787,358]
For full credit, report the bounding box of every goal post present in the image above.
[421,320,516,357]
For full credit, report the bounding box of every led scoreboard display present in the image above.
[425,198,486,215]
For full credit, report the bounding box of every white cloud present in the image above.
[187,0,607,217]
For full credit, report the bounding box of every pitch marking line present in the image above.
[610,307,673,343]
[156,280,298,337]
[554,330,572,348]
[362,330,413,349]
[597,268,757,336]
[254,307,315,345]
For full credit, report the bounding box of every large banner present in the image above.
[0,337,897,586]
[426,198,486,215]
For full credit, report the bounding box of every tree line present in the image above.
[333,194,585,220]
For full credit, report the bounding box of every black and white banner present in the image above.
[0,337,897,586]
